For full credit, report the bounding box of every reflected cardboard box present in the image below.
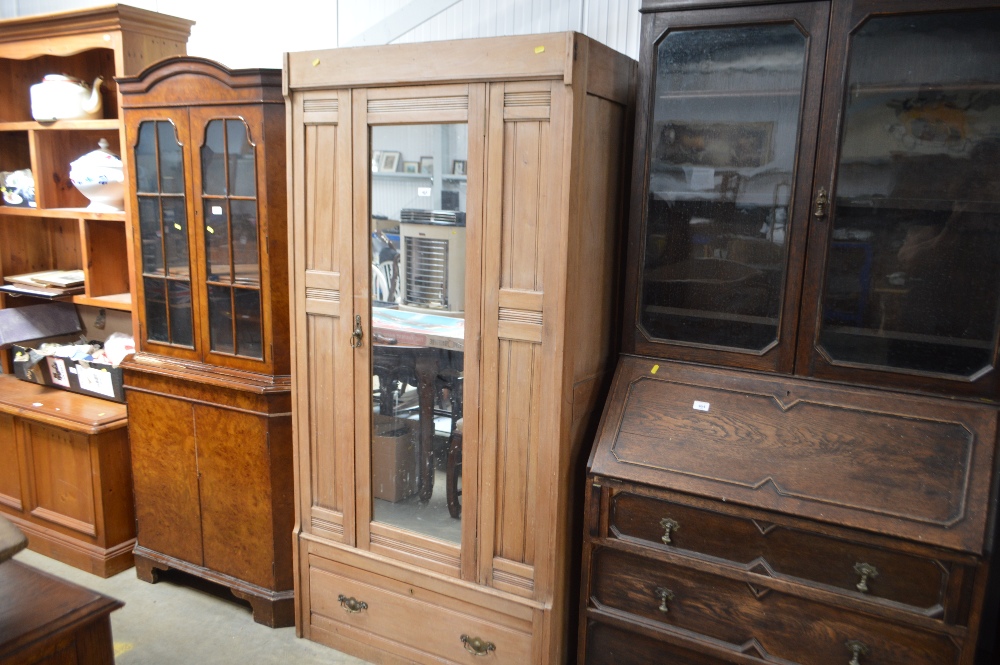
[372,414,419,502]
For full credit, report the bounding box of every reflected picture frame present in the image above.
[452,160,466,176]
[419,156,433,174]
[379,151,401,173]
[371,150,382,172]
[402,161,419,174]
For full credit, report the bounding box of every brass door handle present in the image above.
[660,517,680,544]
[814,187,829,219]
[460,635,496,656]
[350,314,364,348]
[655,587,674,613]
[337,594,367,613]
[846,639,869,665]
[853,562,879,593]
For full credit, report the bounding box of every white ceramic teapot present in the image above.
[30,75,104,121]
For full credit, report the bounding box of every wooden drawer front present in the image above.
[309,562,532,664]
[610,492,947,611]
[589,547,960,665]
[584,619,728,665]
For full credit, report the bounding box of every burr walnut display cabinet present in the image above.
[580,1,1000,664]
[285,32,635,664]
[118,58,293,627]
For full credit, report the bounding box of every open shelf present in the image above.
[0,119,120,132]
[72,292,131,312]
[0,206,125,222]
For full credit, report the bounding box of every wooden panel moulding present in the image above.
[308,314,343,516]
[304,123,340,274]
[501,119,547,292]
[25,424,97,537]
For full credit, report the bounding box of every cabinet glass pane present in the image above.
[234,288,263,358]
[204,198,231,281]
[227,121,256,197]
[135,119,193,348]
[369,123,468,546]
[208,284,234,354]
[639,24,807,351]
[231,199,260,285]
[819,10,1000,378]
[202,120,226,195]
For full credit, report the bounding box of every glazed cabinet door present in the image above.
[289,89,357,546]
[127,109,200,361]
[354,84,485,581]
[624,3,830,373]
[798,0,1000,398]
[188,107,274,374]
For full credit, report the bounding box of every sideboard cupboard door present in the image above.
[623,2,830,373]
[290,88,357,547]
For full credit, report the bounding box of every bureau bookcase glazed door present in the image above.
[354,84,485,580]
[627,2,830,373]
[798,0,1000,397]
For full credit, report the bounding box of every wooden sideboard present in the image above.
[0,374,134,578]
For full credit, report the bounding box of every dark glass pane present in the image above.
[162,197,190,277]
[168,280,193,347]
[208,284,234,354]
[143,277,168,343]
[227,120,256,197]
[157,122,184,194]
[204,198,231,282]
[135,122,158,193]
[230,199,260,285]
[202,119,226,195]
[138,196,163,276]
[369,123,468,546]
[819,10,1000,378]
[639,24,807,351]
[234,288,263,359]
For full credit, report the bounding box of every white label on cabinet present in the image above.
[212,205,223,215]
[693,401,710,412]
[688,167,715,191]
[417,187,431,197]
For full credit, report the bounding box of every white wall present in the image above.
[1,0,641,69]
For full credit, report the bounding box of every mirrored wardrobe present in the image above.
[286,33,635,663]
[118,57,293,627]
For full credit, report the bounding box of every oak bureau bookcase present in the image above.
[285,33,635,664]
[580,1,1000,664]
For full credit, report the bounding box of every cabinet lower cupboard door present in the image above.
[286,33,636,663]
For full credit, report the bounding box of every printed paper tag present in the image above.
[693,401,710,412]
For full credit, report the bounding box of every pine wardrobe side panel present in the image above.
[291,89,356,547]
[481,80,558,598]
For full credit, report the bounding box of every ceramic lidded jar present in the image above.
[69,139,125,211]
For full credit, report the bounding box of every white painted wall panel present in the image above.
[2,0,640,69]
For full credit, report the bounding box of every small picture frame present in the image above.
[402,161,419,174]
[419,156,434,175]
[371,150,382,172]
[452,160,467,176]
[379,151,401,173]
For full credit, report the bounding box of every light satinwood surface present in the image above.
[287,32,635,664]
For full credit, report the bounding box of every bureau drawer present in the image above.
[309,558,532,664]
[609,491,948,613]
[584,619,730,665]
[589,547,960,665]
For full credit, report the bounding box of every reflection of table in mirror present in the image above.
[372,309,464,507]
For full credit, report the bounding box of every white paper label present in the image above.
[693,400,710,412]
[212,205,223,215]
[77,366,117,398]
[417,187,432,197]
[689,167,715,191]
[46,358,71,388]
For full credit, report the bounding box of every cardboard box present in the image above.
[372,415,418,502]
[12,345,125,403]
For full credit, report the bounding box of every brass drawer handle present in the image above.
[460,635,496,656]
[337,594,368,614]
[660,517,680,544]
[853,562,879,593]
[846,639,869,665]
[655,587,674,613]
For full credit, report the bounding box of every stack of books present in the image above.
[1,270,85,298]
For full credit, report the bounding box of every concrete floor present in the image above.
[12,549,368,665]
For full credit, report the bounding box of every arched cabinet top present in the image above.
[118,56,282,108]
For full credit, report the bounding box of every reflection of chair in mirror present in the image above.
[437,368,463,519]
